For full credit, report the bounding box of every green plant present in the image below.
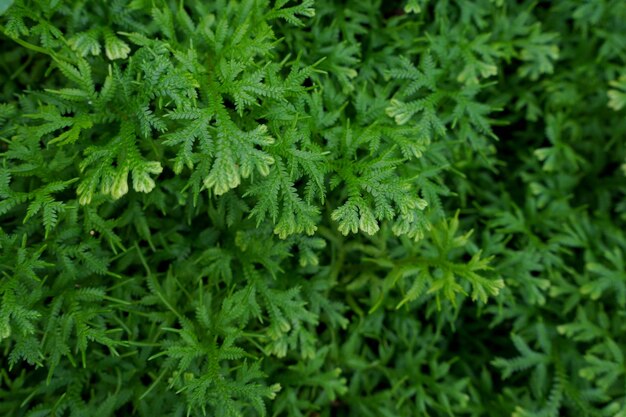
[1,0,625,416]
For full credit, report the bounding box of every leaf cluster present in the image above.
[1,0,626,416]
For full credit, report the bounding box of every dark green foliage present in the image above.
[1,0,625,416]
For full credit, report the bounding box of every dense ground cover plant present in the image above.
[1,0,626,415]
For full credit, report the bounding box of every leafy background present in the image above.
[1,0,625,416]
